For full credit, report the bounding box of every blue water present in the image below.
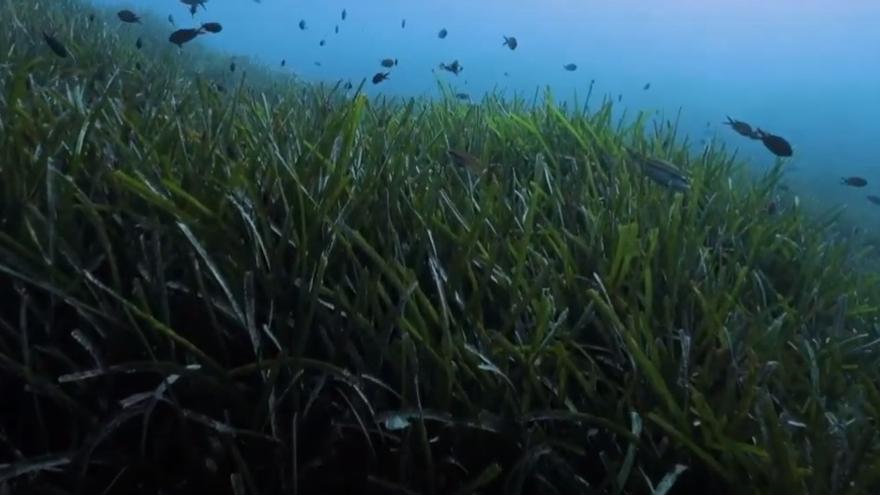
[91,0,880,232]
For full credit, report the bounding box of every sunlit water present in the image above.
[90,0,880,235]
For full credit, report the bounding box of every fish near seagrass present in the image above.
[42,32,69,58]
[503,36,517,50]
[447,148,489,175]
[169,28,202,47]
[755,128,793,157]
[628,152,690,192]
[723,116,758,138]
[117,9,141,23]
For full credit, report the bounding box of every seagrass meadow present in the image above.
[3,1,880,494]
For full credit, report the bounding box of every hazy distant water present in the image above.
[90,0,880,231]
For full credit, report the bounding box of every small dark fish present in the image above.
[181,0,206,16]
[135,62,142,71]
[841,177,868,187]
[618,94,623,102]
[215,83,226,93]
[563,63,577,71]
[401,19,406,28]
[723,116,758,138]
[314,61,322,66]
[168,14,175,25]
[319,39,325,46]
[503,71,509,76]
[88,14,95,22]
[281,59,286,67]
[299,20,307,30]
[380,58,397,68]
[341,9,347,21]
[201,22,222,33]
[867,195,880,206]
[344,81,353,90]
[117,10,141,23]
[335,25,339,34]
[766,200,778,215]
[502,36,517,50]
[135,37,142,49]
[643,82,650,90]
[755,129,793,157]
[230,61,236,72]
[455,92,470,100]
[438,28,447,39]
[372,72,390,84]
[42,32,68,58]
[168,28,202,47]
[439,60,462,75]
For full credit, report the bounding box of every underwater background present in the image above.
[89,0,880,233]
[6,0,880,493]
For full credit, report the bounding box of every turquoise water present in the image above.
[91,0,880,232]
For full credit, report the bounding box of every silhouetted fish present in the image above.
[841,177,868,187]
[439,60,462,75]
[372,72,390,84]
[380,58,397,68]
[341,9,347,20]
[168,14,175,25]
[135,37,142,49]
[867,195,880,206]
[169,28,202,47]
[319,39,325,46]
[643,82,650,90]
[401,19,406,28]
[201,22,222,33]
[117,10,140,23]
[438,28,448,39]
[563,63,577,71]
[503,36,517,50]
[299,20,306,30]
[42,32,69,58]
[335,25,339,34]
[724,116,758,138]
[755,129,793,157]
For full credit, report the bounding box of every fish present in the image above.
[631,153,690,192]
[343,81,353,90]
[168,14,175,25]
[135,62,142,71]
[168,28,202,47]
[319,39,326,46]
[867,195,880,206]
[180,0,206,16]
[372,72,390,84]
[314,61,322,66]
[117,9,141,23]
[215,83,226,93]
[503,71,509,76]
[341,9,347,21]
[503,36,517,50]
[298,20,307,30]
[135,37,142,49]
[643,82,650,90]
[281,59,286,67]
[438,28,448,39]
[401,19,406,28]
[200,22,222,33]
[230,61,236,72]
[88,14,95,22]
[723,116,758,138]
[447,149,485,174]
[618,94,623,102]
[439,60,462,75]
[563,63,577,71]
[841,177,868,187]
[335,25,339,34]
[755,129,793,157]
[42,32,69,58]
[455,93,470,101]
[380,58,398,68]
